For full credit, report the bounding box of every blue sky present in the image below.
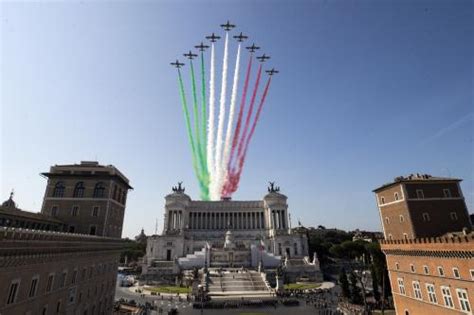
[1,0,472,238]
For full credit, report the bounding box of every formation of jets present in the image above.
[266,68,279,76]
[170,60,184,68]
[195,42,209,52]
[220,20,236,31]
[233,32,248,42]
[246,43,260,53]
[256,54,270,62]
[205,33,220,42]
[172,21,277,76]
[183,51,198,60]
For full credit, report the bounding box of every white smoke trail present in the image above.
[212,32,229,200]
[207,43,216,198]
[221,43,241,195]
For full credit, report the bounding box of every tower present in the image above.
[373,174,471,240]
[40,161,132,237]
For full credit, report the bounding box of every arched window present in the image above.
[118,188,122,202]
[53,182,65,197]
[93,182,105,198]
[73,182,85,198]
[121,190,127,204]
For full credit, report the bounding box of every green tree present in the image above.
[349,272,363,305]
[339,269,350,298]
[370,264,380,302]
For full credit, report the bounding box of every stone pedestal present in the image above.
[275,275,284,293]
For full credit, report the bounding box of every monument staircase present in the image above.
[177,248,207,269]
[205,269,274,300]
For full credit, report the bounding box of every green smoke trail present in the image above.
[177,68,208,199]
[190,60,209,200]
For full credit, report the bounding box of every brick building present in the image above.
[374,174,471,240]
[0,161,131,315]
[375,174,473,315]
[40,161,132,238]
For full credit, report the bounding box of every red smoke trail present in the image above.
[228,54,253,172]
[222,75,272,197]
[235,63,263,169]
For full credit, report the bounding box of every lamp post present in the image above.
[197,284,204,315]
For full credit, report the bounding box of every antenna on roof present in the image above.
[155,218,158,235]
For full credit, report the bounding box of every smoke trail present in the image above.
[220,43,241,196]
[207,43,216,199]
[177,68,206,196]
[227,52,253,177]
[236,63,263,166]
[212,32,229,200]
[190,60,206,179]
[242,76,272,162]
[200,52,208,175]
[223,76,273,196]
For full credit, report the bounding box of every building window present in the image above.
[71,206,79,217]
[443,189,452,198]
[53,182,65,198]
[56,300,61,314]
[51,206,58,217]
[93,182,105,198]
[395,262,399,270]
[7,279,20,304]
[450,212,458,221]
[441,286,454,308]
[452,268,460,279]
[29,276,39,298]
[121,190,127,204]
[394,192,399,201]
[60,271,67,288]
[470,269,474,280]
[412,281,422,300]
[73,182,85,198]
[68,225,75,233]
[410,264,415,272]
[380,196,385,205]
[423,265,429,274]
[422,212,430,222]
[399,215,405,223]
[403,233,408,240]
[293,243,298,255]
[42,305,48,315]
[388,234,393,240]
[118,188,122,202]
[438,266,444,276]
[46,273,55,292]
[89,225,97,236]
[71,269,78,284]
[416,189,424,199]
[92,206,99,217]
[426,284,437,304]
[456,289,471,312]
[397,278,406,295]
[113,185,118,200]
[385,217,390,225]
[68,287,77,305]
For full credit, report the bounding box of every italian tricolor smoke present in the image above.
[171,22,277,200]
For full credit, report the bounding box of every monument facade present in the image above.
[142,183,321,282]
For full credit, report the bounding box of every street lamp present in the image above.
[197,284,204,315]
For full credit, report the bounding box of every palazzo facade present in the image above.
[143,183,321,281]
